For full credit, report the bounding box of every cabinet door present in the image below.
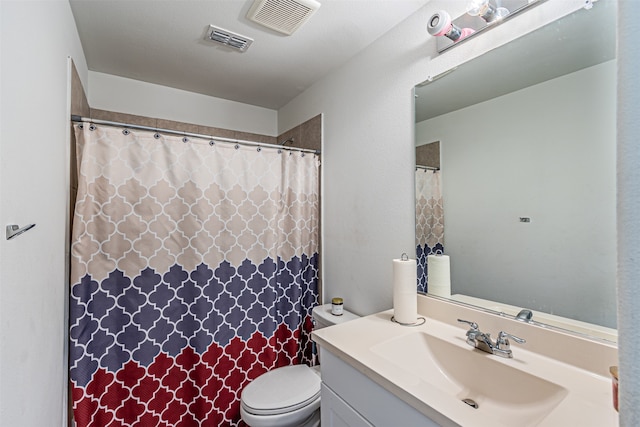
[321,384,375,427]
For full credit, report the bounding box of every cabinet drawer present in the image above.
[321,384,375,427]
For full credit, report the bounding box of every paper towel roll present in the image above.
[427,254,451,298]
[393,257,417,324]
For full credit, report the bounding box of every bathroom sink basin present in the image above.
[371,332,568,426]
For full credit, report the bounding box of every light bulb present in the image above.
[427,10,475,42]
[467,0,509,23]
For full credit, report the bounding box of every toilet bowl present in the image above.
[240,303,359,427]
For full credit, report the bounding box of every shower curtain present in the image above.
[69,123,319,426]
[415,168,444,293]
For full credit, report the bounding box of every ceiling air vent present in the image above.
[204,25,254,52]
[247,0,321,36]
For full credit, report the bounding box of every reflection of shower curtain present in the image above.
[69,124,319,426]
[415,168,444,293]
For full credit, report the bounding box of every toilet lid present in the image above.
[241,365,321,416]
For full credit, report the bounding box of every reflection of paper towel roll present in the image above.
[393,257,417,324]
[427,255,451,298]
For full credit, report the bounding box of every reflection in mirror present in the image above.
[414,1,617,341]
[415,143,444,293]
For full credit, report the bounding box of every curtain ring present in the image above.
[235,144,240,150]
[257,147,262,152]
[122,128,130,135]
[209,139,215,146]
[89,123,96,131]
[182,136,189,143]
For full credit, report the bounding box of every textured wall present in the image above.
[278,114,322,152]
[89,108,278,145]
[415,142,440,169]
[617,0,640,423]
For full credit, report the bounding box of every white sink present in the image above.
[312,295,618,426]
[371,332,568,426]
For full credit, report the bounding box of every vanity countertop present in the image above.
[312,295,618,427]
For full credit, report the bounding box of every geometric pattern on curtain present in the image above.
[415,168,444,293]
[69,124,319,426]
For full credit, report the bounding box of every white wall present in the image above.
[278,0,590,316]
[89,71,278,136]
[0,1,88,426]
[416,61,617,327]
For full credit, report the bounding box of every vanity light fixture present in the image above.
[466,0,509,24]
[429,0,547,53]
[427,10,475,42]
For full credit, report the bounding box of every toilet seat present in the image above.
[241,365,321,416]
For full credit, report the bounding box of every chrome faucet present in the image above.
[457,319,525,358]
[516,309,533,322]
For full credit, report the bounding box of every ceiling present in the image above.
[69,0,431,110]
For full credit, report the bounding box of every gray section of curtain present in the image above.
[71,123,320,283]
[415,169,444,250]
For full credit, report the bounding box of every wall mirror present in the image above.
[414,0,617,341]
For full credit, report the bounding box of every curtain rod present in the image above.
[70,115,320,155]
[416,165,440,171]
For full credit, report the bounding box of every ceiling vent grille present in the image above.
[204,25,254,52]
[247,0,321,36]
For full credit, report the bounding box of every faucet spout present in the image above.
[516,309,533,322]
[474,332,495,354]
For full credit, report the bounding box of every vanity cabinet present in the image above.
[319,348,443,427]
[321,385,374,427]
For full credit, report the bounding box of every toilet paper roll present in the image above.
[393,257,417,324]
[427,254,451,298]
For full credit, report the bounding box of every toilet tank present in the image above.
[312,303,359,329]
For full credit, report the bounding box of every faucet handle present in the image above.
[457,319,479,330]
[496,331,526,350]
[458,319,481,347]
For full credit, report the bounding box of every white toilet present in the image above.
[240,303,359,427]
